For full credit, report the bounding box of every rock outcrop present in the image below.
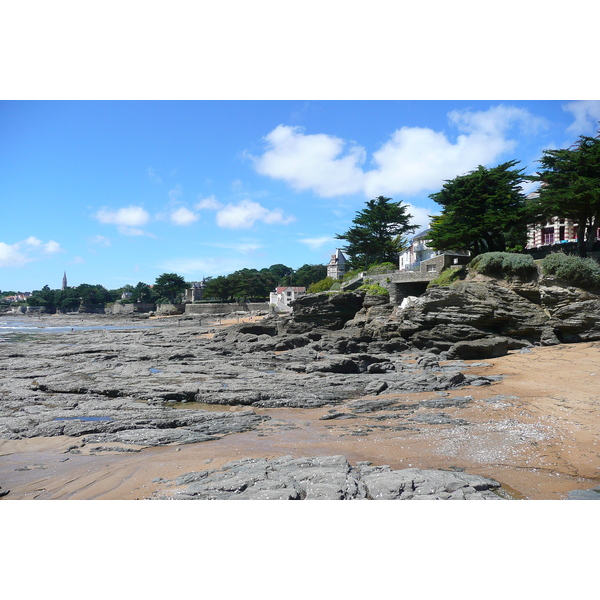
[153,455,504,500]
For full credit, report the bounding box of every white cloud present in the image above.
[299,236,335,251]
[170,207,198,226]
[563,100,600,135]
[95,205,150,227]
[24,236,42,247]
[0,242,29,267]
[43,240,63,254]
[251,106,548,199]
[0,237,64,268]
[197,196,295,230]
[195,195,222,210]
[253,125,366,197]
[215,199,295,229]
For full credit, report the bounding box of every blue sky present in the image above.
[2,100,600,292]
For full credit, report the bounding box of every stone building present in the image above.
[327,249,347,280]
[185,279,206,303]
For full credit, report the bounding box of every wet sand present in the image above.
[1,341,599,500]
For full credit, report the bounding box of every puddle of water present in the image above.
[149,368,162,374]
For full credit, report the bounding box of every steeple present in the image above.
[62,272,68,290]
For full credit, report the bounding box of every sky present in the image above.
[2,99,600,292]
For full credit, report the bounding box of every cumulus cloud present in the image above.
[197,196,295,230]
[170,207,199,226]
[195,195,223,211]
[215,199,295,229]
[43,240,62,254]
[252,125,366,197]
[94,205,150,236]
[0,237,64,268]
[251,106,548,199]
[95,205,150,227]
[0,242,28,267]
[563,100,600,135]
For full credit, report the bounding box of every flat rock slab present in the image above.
[153,455,505,500]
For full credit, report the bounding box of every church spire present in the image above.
[62,272,68,290]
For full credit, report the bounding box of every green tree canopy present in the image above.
[203,275,232,302]
[292,263,327,288]
[335,196,418,268]
[131,281,157,303]
[528,131,600,256]
[153,273,188,303]
[427,160,529,256]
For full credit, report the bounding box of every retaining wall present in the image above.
[184,302,268,317]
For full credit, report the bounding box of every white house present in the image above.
[327,249,347,280]
[269,286,306,312]
[399,229,470,271]
[399,229,441,270]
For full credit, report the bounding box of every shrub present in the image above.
[359,283,389,296]
[542,253,600,289]
[308,276,335,293]
[428,266,467,287]
[469,252,537,279]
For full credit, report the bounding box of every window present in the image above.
[427,264,437,272]
[542,227,554,245]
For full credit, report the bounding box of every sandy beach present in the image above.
[1,335,598,500]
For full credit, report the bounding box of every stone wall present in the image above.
[156,303,186,316]
[184,302,268,317]
[108,303,156,315]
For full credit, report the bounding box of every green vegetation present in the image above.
[427,266,468,287]
[202,263,328,302]
[153,273,188,303]
[335,196,418,268]
[307,277,335,294]
[342,262,397,282]
[428,161,529,256]
[528,130,600,257]
[469,252,538,280]
[541,252,600,289]
[359,283,389,296]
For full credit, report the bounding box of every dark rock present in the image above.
[447,337,509,360]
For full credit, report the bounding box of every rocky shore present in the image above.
[1,271,599,500]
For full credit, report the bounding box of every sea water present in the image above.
[0,317,154,341]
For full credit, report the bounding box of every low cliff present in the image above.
[274,272,600,359]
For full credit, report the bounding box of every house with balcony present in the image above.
[399,229,470,272]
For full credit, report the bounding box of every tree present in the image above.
[335,196,418,268]
[153,273,188,303]
[293,263,327,288]
[203,275,232,302]
[529,131,600,256]
[131,282,156,304]
[427,161,529,256]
